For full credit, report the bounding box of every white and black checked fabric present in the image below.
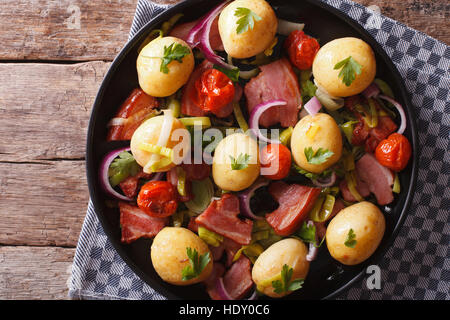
[68,0,449,300]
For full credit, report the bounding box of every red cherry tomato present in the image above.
[375,133,412,172]
[260,144,292,180]
[137,181,178,218]
[194,69,235,114]
[284,30,320,70]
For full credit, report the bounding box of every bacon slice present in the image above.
[118,170,153,198]
[119,202,168,244]
[244,58,302,127]
[339,175,370,202]
[195,193,253,245]
[169,16,224,51]
[222,237,242,267]
[266,181,321,236]
[356,153,394,205]
[107,88,159,141]
[181,161,211,181]
[209,244,225,262]
[204,263,226,300]
[223,256,254,300]
[181,61,241,118]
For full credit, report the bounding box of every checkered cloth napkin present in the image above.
[68,0,450,300]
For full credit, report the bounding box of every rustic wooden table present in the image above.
[0,0,448,300]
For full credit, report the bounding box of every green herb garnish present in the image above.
[108,151,141,187]
[213,64,240,82]
[304,147,334,165]
[230,153,251,170]
[234,7,262,35]
[272,264,304,294]
[292,164,332,180]
[344,228,357,248]
[297,221,316,244]
[333,56,362,86]
[301,79,317,103]
[159,42,191,74]
[181,247,211,281]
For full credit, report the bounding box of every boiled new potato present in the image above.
[218,0,277,58]
[326,201,385,265]
[130,115,190,173]
[291,113,343,174]
[212,133,260,191]
[151,227,213,285]
[312,37,376,97]
[137,36,194,97]
[252,238,309,298]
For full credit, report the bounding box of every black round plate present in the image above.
[86,0,418,300]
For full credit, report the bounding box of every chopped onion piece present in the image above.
[362,82,380,99]
[313,79,345,111]
[306,242,319,261]
[238,178,270,220]
[277,19,305,36]
[99,147,134,201]
[312,171,336,187]
[216,277,233,300]
[378,95,407,135]
[249,100,287,144]
[304,96,322,116]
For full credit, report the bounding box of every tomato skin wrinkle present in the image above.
[137,181,178,218]
[375,133,412,172]
[284,30,320,70]
[194,69,235,114]
[260,144,292,180]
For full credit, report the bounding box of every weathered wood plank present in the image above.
[0,160,88,246]
[0,0,447,62]
[0,61,110,162]
[0,246,75,300]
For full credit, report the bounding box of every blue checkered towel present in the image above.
[68,0,450,300]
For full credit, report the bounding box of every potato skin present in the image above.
[312,37,376,97]
[150,227,213,285]
[130,115,190,172]
[326,201,385,265]
[212,133,260,191]
[137,36,194,97]
[218,0,277,58]
[252,238,309,298]
[290,113,343,173]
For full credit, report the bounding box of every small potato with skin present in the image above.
[326,201,385,265]
[151,227,213,285]
[291,113,343,174]
[252,238,309,298]
[218,0,278,59]
[212,133,260,192]
[130,115,190,172]
[137,36,194,97]
[312,37,376,97]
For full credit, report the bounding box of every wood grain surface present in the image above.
[0,0,447,300]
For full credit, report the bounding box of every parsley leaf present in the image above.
[297,221,317,244]
[304,147,334,165]
[300,80,317,103]
[344,228,357,248]
[108,151,141,187]
[272,264,304,294]
[234,7,262,35]
[160,42,191,74]
[230,153,251,170]
[213,64,240,82]
[181,247,211,281]
[333,56,362,86]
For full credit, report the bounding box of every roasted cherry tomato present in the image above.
[260,143,292,180]
[284,30,320,70]
[375,133,412,172]
[194,68,235,115]
[137,181,178,218]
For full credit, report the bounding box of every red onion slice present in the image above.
[312,171,336,188]
[215,277,233,300]
[238,178,270,220]
[99,147,134,201]
[362,82,380,99]
[378,95,407,135]
[303,96,322,116]
[249,100,287,144]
